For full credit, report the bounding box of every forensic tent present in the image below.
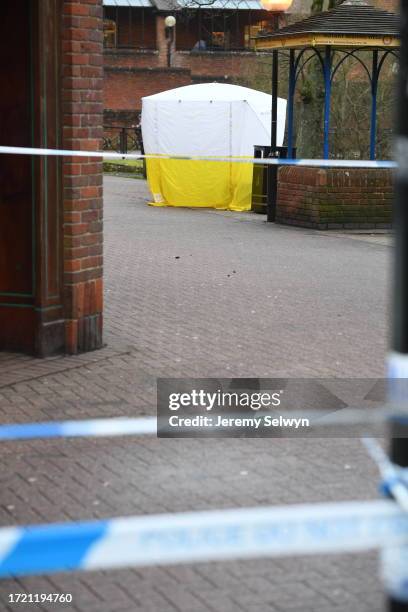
[141,83,286,212]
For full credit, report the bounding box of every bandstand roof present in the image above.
[255,0,400,50]
[103,0,268,10]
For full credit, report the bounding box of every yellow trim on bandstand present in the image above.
[255,34,400,51]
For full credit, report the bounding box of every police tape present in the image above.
[1,409,408,441]
[0,499,407,578]
[0,417,157,441]
[388,352,408,380]
[362,437,408,512]
[0,145,397,169]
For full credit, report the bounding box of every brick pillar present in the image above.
[62,0,104,353]
[156,15,175,68]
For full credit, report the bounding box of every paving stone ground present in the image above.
[0,175,394,611]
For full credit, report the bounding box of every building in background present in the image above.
[103,0,397,134]
[103,0,314,129]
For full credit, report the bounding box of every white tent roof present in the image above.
[143,82,272,104]
[142,83,286,157]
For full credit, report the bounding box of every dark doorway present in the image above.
[0,1,64,355]
[0,2,34,304]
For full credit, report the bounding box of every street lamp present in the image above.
[165,15,176,68]
[259,0,293,10]
[259,0,293,222]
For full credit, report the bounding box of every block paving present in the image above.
[0,176,393,611]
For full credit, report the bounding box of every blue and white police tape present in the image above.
[0,499,407,578]
[0,417,157,441]
[388,352,408,379]
[0,145,397,169]
[388,352,408,408]
[382,545,408,602]
[362,437,408,512]
[1,408,408,441]
[362,437,408,602]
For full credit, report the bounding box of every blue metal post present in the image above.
[323,46,332,160]
[267,47,279,223]
[370,50,379,160]
[287,49,296,158]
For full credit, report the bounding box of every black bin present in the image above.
[251,146,296,214]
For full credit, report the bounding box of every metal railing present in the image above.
[103,125,146,178]
[103,125,143,155]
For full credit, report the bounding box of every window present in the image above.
[103,7,156,50]
[244,20,270,49]
[176,9,273,52]
[104,17,117,48]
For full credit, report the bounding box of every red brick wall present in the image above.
[105,66,192,113]
[174,50,265,78]
[156,15,172,68]
[105,46,261,76]
[62,0,104,353]
[374,0,398,11]
[104,47,270,120]
[277,166,393,229]
[105,49,159,69]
